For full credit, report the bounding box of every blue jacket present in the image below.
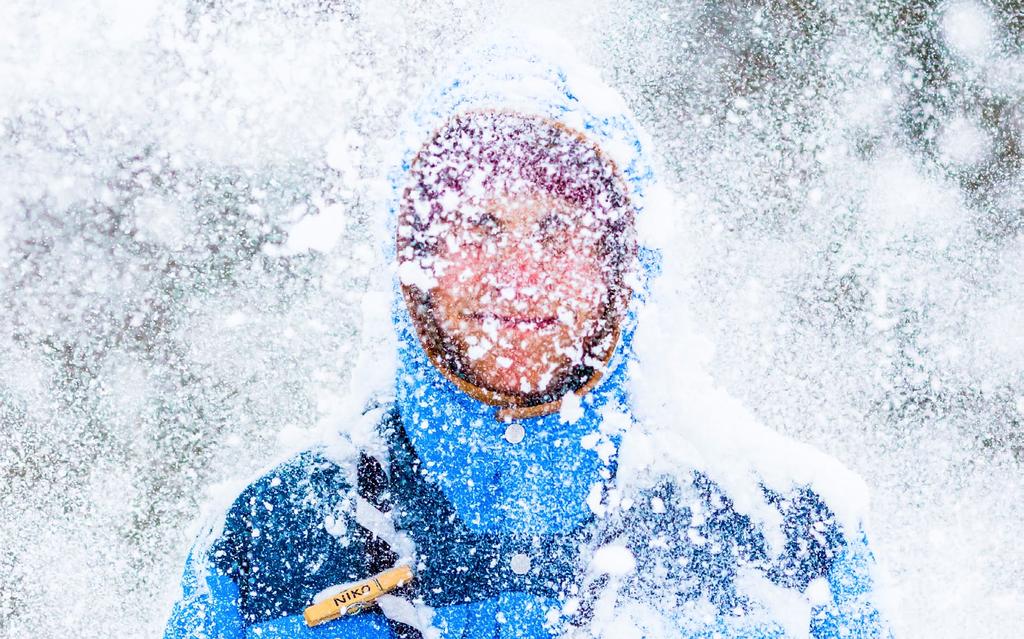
[164,406,889,639]
[165,32,892,638]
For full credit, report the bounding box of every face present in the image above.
[428,191,611,397]
[398,111,636,404]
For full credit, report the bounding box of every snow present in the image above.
[100,0,162,46]
[938,116,991,166]
[133,195,188,248]
[559,390,583,424]
[862,153,966,236]
[590,544,637,576]
[377,595,440,639]
[1,1,1022,638]
[941,1,995,60]
[265,203,349,255]
[397,260,440,290]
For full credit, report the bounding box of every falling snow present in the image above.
[1,2,1022,639]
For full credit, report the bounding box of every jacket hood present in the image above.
[381,30,662,536]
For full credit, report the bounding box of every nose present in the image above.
[491,234,546,291]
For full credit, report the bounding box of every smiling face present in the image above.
[429,191,611,396]
[398,111,635,406]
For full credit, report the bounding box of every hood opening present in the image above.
[395,108,637,419]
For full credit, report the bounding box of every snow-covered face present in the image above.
[430,191,609,396]
[398,111,635,405]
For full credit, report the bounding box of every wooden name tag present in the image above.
[303,565,415,627]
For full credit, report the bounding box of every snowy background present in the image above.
[1,1,1022,637]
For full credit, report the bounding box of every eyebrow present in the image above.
[468,211,501,225]
[537,212,568,228]
[464,197,580,229]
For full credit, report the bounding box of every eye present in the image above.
[537,213,572,246]
[450,211,503,252]
[465,211,502,236]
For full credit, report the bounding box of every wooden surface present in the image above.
[303,564,414,627]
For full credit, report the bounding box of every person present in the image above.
[164,32,892,639]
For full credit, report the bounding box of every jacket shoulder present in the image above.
[213,448,376,625]
[615,474,846,599]
[228,448,354,525]
[760,483,845,590]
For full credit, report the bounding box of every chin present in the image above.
[488,376,551,398]
[475,356,566,396]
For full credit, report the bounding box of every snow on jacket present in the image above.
[163,31,892,639]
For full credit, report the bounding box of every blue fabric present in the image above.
[242,612,392,638]
[811,533,893,639]
[164,549,245,639]
[381,409,591,610]
[429,593,560,639]
[161,445,892,639]
[389,33,659,539]
[163,451,391,638]
[395,320,624,535]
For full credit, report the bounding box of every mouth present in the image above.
[467,312,559,330]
